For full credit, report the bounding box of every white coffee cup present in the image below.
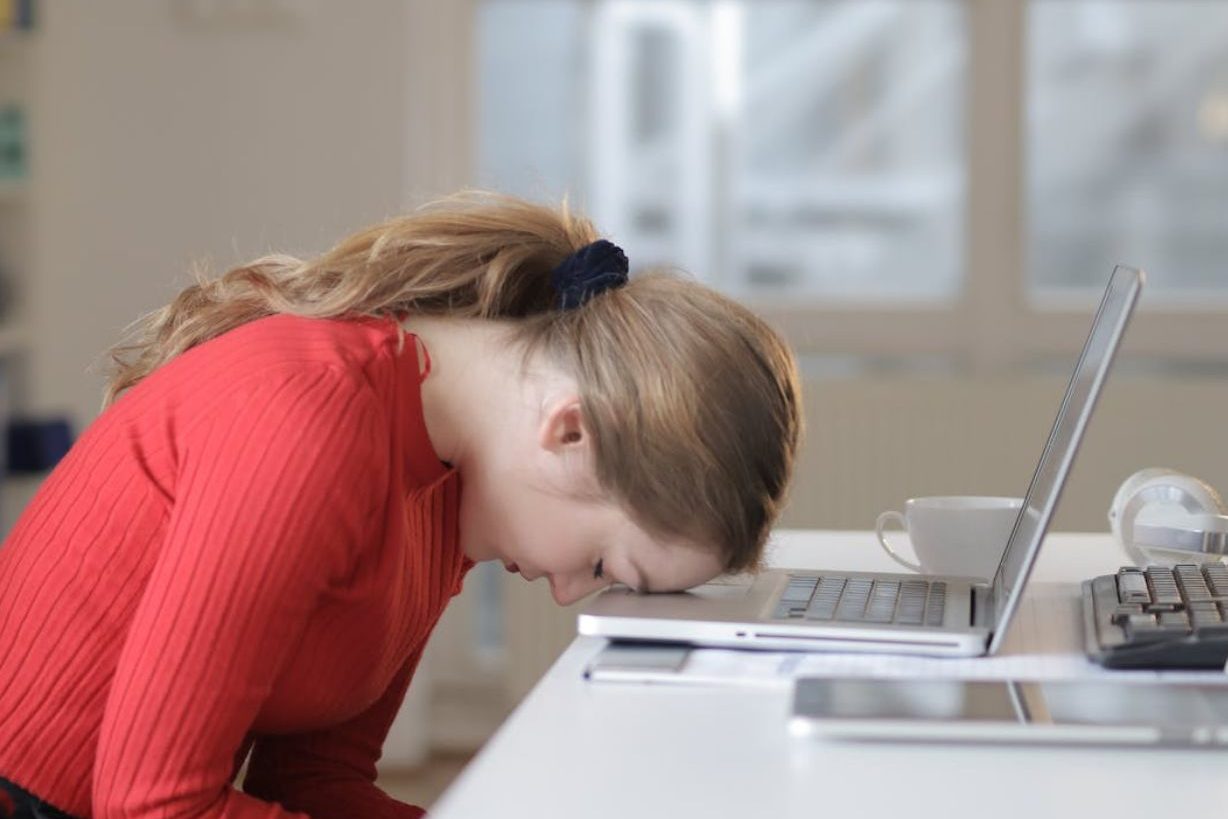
[874,496,1024,579]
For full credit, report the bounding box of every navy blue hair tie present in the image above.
[550,239,629,310]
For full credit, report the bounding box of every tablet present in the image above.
[789,677,1228,747]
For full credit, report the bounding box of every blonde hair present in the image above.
[106,192,802,572]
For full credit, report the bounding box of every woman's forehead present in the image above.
[619,523,725,591]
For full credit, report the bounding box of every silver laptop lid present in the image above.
[986,265,1144,654]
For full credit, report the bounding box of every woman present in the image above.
[0,193,801,818]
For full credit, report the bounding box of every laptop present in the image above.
[578,265,1145,657]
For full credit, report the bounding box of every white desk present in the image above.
[432,531,1228,819]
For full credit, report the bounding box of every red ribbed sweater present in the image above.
[0,314,472,818]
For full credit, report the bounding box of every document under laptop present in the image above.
[578,266,1145,658]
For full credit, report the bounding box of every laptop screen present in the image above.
[987,266,1144,653]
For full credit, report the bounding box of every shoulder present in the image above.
[130,314,404,402]
[199,313,401,372]
[111,314,406,441]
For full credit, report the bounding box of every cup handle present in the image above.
[875,510,923,573]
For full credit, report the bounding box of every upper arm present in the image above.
[93,365,391,818]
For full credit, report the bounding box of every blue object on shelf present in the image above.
[19,0,35,30]
[6,417,73,474]
[0,105,26,181]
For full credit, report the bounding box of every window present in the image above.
[1028,1,1228,303]
[471,0,1228,367]
[480,0,966,302]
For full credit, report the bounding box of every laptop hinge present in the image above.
[971,584,994,627]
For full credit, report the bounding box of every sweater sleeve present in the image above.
[93,365,391,819]
[241,650,427,819]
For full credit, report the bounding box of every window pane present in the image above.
[1027,1,1228,302]
[478,1,966,303]
[477,2,589,201]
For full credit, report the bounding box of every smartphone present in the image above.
[789,677,1228,747]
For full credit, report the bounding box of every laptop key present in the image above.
[773,603,804,619]
[862,581,900,624]
[804,577,846,620]
[786,574,822,590]
[896,581,927,625]
[780,583,817,604]
[924,583,946,626]
[834,579,873,621]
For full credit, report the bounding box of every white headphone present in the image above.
[1108,468,1228,567]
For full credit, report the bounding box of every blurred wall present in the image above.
[781,370,1228,534]
[25,0,417,424]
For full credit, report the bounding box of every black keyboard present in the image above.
[1082,564,1228,669]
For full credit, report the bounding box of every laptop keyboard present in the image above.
[772,574,947,626]
[1083,563,1228,669]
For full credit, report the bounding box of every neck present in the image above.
[399,315,530,472]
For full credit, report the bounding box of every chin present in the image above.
[458,533,496,563]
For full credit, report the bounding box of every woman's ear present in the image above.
[539,396,588,453]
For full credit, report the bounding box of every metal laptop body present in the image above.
[578,266,1145,657]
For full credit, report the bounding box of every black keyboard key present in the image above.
[1187,601,1222,629]
[1175,565,1213,602]
[1122,613,1169,643]
[1204,564,1228,597]
[1109,603,1144,625]
[1194,623,1228,639]
[1116,570,1150,604]
[1144,567,1182,606]
[1157,610,1191,632]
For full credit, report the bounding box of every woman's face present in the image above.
[458,398,726,606]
